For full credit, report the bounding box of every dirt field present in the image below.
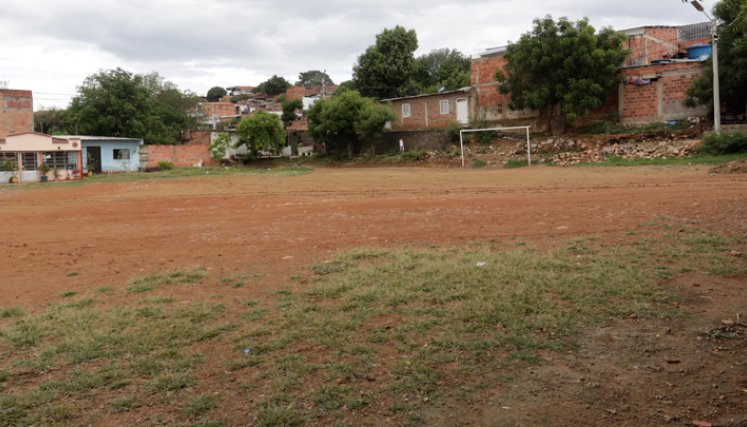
[1,165,746,426]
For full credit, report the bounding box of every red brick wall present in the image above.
[471,54,508,107]
[142,131,213,168]
[625,27,679,66]
[201,102,237,117]
[619,62,705,123]
[387,92,469,131]
[0,89,33,138]
[286,86,305,101]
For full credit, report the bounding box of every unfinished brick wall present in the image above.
[625,27,679,66]
[471,54,508,112]
[141,131,213,168]
[620,62,706,123]
[201,102,238,117]
[0,89,33,138]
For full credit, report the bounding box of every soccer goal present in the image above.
[459,125,532,168]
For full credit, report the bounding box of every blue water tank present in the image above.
[687,44,712,61]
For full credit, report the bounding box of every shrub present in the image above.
[445,121,461,142]
[403,149,427,161]
[700,131,747,154]
[472,159,487,168]
[468,117,496,145]
[157,161,174,170]
[505,159,529,169]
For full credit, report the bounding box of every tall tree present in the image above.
[281,98,303,127]
[307,90,394,157]
[206,86,227,102]
[685,0,747,116]
[67,68,197,144]
[352,26,419,99]
[497,16,627,131]
[235,111,286,156]
[253,75,292,97]
[414,48,471,93]
[34,108,70,135]
[296,70,334,88]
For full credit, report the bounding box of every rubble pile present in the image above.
[546,139,700,166]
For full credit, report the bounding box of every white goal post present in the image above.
[459,125,532,168]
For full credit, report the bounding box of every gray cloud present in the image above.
[0,0,711,107]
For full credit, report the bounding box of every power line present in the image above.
[34,91,76,96]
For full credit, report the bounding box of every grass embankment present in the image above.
[0,225,744,426]
[3,164,311,190]
[578,152,747,167]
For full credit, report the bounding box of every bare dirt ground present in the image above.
[1,165,746,426]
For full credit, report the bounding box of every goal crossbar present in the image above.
[459,125,532,168]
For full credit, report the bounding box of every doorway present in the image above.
[86,146,102,174]
[456,98,469,125]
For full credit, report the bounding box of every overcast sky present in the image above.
[0,0,711,110]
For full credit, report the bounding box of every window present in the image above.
[67,152,78,170]
[401,103,411,118]
[113,149,130,160]
[43,152,77,170]
[22,153,37,171]
[440,99,450,114]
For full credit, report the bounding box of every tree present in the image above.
[496,16,627,132]
[352,26,419,99]
[210,132,230,161]
[685,0,747,116]
[235,111,286,156]
[253,75,292,97]
[67,68,197,144]
[207,86,227,102]
[281,98,303,127]
[414,48,471,93]
[296,70,334,88]
[307,90,394,157]
[34,108,70,134]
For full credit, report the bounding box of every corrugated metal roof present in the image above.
[380,87,471,103]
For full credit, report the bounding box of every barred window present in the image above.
[43,152,78,170]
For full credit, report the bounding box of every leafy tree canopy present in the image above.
[307,90,394,156]
[414,48,471,93]
[235,111,286,155]
[685,0,747,114]
[206,86,227,102]
[296,70,334,88]
[352,26,420,99]
[34,108,70,135]
[67,68,198,144]
[253,75,292,97]
[281,98,303,127]
[497,16,627,128]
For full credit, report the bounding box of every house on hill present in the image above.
[381,88,470,132]
[470,22,713,130]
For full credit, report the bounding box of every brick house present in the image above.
[381,89,471,132]
[0,88,34,138]
[470,22,712,129]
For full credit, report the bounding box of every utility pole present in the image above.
[684,0,721,132]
